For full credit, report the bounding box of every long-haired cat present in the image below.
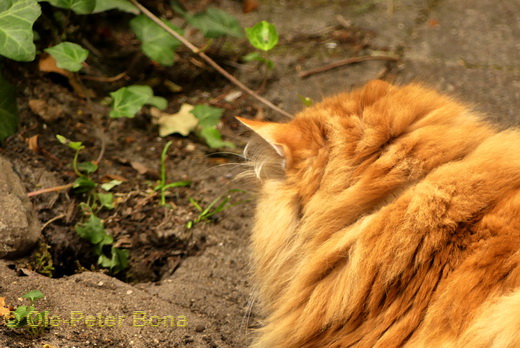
[238,80,520,348]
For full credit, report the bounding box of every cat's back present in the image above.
[241,80,520,348]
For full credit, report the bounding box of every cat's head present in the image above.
[238,80,490,210]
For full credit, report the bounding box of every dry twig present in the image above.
[129,0,293,118]
[27,183,74,197]
[299,55,399,79]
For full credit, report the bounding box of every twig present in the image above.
[81,71,128,83]
[27,183,74,197]
[299,55,399,79]
[129,0,293,119]
[41,214,66,231]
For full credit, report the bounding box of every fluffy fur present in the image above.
[239,80,520,347]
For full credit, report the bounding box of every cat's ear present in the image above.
[236,116,294,161]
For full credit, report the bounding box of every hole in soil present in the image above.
[29,197,207,283]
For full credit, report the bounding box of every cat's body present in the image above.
[239,80,520,348]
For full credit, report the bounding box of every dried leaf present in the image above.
[39,53,72,77]
[153,104,198,137]
[130,161,151,175]
[26,134,39,152]
[0,297,11,318]
[243,0,259,13]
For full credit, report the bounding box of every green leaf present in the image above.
[242,52,273,69]
[73,176,97,192]
[242,52,261,62]
[187,7,243,39]
[101,179,123,191]
[56,134,84,150]
[170,0,187,15]
[162,180,191,190]
[198,127,235,149]
[97,253,112,268]
[147,96,167,110]
[0,70,18,143]
[43,0,95,14]
[22,290,44,302]
[130,15,183,66]
[189,197,202,212]
[75,214,106,244]
[0,0,41,61]
[98,193,114,209]
[110,247,129,272]
[190,104,224,128]
[8,305,30,328]
[77,161,98,174]
[92,0,138,14]
[246,21,279,51]
[44,42,89,72]
[110,85,165,118]
[298,95,314,107]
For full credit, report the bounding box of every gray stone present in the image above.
[0,156,40,258]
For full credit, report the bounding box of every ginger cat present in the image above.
[238,80,520,348]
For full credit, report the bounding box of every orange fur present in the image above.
[240,80,520,347]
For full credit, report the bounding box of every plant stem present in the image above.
[129,0,293,119]
[72,149,82,177]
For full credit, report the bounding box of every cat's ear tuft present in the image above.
[235,116,293,161]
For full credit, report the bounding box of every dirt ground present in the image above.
[1,0,519,347]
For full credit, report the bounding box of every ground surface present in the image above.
[1,0,519,347]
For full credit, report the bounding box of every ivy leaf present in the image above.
[101,179,123,191]
[187,7,243,39]
[130,15,183,66]
[77,161,98,174]
[43,0,96,14]
[22,290,44,302]
[246,21,279,51]
[73,176,97,192]
[75,214,106,245]
[152,104,198,137]
[0,71,19,143]
[98,193,114,210]
[190,104,224,128]
[109,85,166,118]
[147,96,167,110]
[92,0,138,14]
[0,0,41,61]
[109,247,129,273]
[44,42,89,72]
[198,127,235,149]
[7,305,30,328]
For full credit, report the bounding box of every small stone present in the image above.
[195,324,206,332]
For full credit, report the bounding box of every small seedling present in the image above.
[7,290,47,336]
[154,141,191,207]
[30,242,55,278]
[56,135,127,274]
[244,21,279,87]
[298,95,314,107]
[75,206,129,275]
[187,189,249,228]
